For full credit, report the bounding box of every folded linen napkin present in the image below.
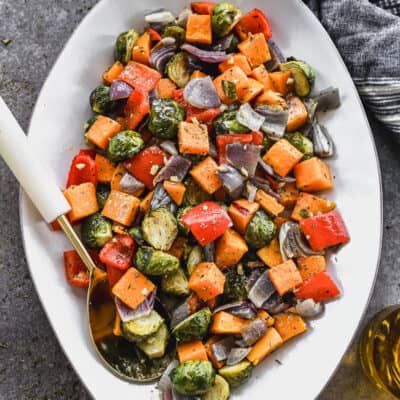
[304,0,400,142]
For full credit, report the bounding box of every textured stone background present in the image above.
[0,1,399,399]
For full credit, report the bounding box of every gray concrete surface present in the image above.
[0,1,399,399]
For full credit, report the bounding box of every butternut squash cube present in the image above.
[255,189,285,217]
[190,156,222,194]
[294,157,334,192]
[247,327,283,365]
[64,182,98,222]
[228,198,260,234]
[86,115,121,150]
[238,33,271,68]
[268,259,303,296]
[257,238,283,268]
[273,313,308,342]
[101,189,140,226]
[215,228,248,269]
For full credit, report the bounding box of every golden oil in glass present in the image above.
[359,305,400,398]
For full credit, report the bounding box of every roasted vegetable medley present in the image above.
[58,2,349,397]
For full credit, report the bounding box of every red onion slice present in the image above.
[183,76,221,109]
[313,87,340,111]
[150,44,177,73]
[181,43,231,63]
[295,299,325,318]
[237,103,265,132]
[153,155,192,185]
[255,105,288,140]
[160,140,178,155]
[216,164,245,199]
[226,347,251,366]
[115,289,156,322]
[119,173,145,194]
[109,80,133,101]
[265,39,285,71]
[248,272,275,308]
[170,300,192,329]
[249,176,280,200]
[211,337,236,362]
[211,34,234,51]
[213,301,257,320]
[239,319,267,346]
[226,143,261,176]
[258,157,296,183]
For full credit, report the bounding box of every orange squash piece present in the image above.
[205,336,225,368]
[296,255,326,281]
[189,262,226,301]
[113,312,123,337]
[228,198,260,234]
[156,78,176,99]
[254,90,286,108]
[263,139,303,177]
[238,33,271,68]
[178,341,208,363]
[167,237,188,259]
[274,216,288,230]
[268,260,303,296]
[112,267,156,309]
[190,70,207,80]
[269,71,292,96]
[291,192,336,221]
[132,32,151,65]
[294,157,334,192]
[103,61,124,85]
[236,78,264,103]
[219,54,252,76]
[256,238,283,268]
[215,228,248,269]
[86,116,121,150]
[186,14,212,45]
[255,189,285,217]
[101,190,140,226]
[250,65,274,91]
[211,311,249,335]
[190,156,222,194]
[256,310,275,327]
[163,180,186,205]
[110,163,127,190]
[247,327,283,365]
[273,313,308,342]
[178,121,210,155]
[140,190,154,213]
[214,66,248,104]
[287,96,308,132]
[278,182,299,207]
[64,182,98,222]
[95,154,116,183]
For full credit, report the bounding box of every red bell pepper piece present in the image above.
[251,131,264,146]
[216,134,253,164]
[295,271,340,302]
[64,250,90,288]
[181,202,233,246]
[186,107,220,125]
[300,209,350,252]
[99,235,136,271]
[145,27,162,42]
[191,2,216,14]
[107,264,126,288]
[118,61,161,93]
[66,149,97,188]
[235,8,273,41]
[124,89,150,130]
[124,146,166,190]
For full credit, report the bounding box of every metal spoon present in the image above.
[0,97,171,382]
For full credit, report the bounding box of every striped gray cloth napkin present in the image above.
[304,0,400,142]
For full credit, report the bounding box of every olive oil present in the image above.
[359,306,400,398]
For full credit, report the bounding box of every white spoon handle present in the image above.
[0,96,71,222]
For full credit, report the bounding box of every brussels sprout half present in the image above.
[135,246,180,276]
[106,130,144,162]
[135,323,169,359]
[96,183,111,210]
[224,267,248,301]
[286,132,314,160]
[186,245,204,275]
[166,52,191,88]
[172,308,212,342]
[148,99,185,139]
[162,25,186,46]
[114,29,139,64]
[201,375,230,400]
[212,2,242,37]
[121,310,164,342]
[128,226,146,246]
[171,360,216,395]
[218,360,253,388]
[280,61,315,97]
[89,85,117,114]
[213,110,250,135]
[81,213,113,248]
[245,210,277,249]
[182,177,211,207]
[161,267,190,296]
[176,205,193,235]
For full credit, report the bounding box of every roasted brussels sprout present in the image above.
[182,177,211,206]
[89,85,117,114]
[166,52,191,88]
[96,184,110,210]
[245,210,277,249]
[142,207,178,251]
[162,25,186,45]
[224,267,248,301]
[171,360,216,395]
[81,213,112,248]
[172,308,212,342]
[128,226,146,246]
[201,375,230,400]
[135,323,169,359]
[135,246,180,276]
[218,361,253,388]
[212,2,242,37]
[106,130,144,162]
[186,245,204,275]
[161,267,190,296]
[213,110,250,135]
[280,61,315,97]
[287,132,314,160]
[114,29,139,64]
[121,311,164,342]
[176,206,193,235]
[148,99,185,139]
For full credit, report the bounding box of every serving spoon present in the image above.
[0,96,172,382]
